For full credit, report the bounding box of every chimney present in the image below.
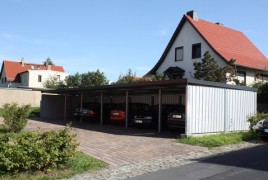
[186,10,198,21]
[21,58,25,67]
[45,60,51,70]
[215,22,224,26]
[47,65,51,70]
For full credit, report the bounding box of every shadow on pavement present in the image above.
[28,117,183,139]
[198,142,268,172]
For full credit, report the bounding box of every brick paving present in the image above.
[0,117,206,167]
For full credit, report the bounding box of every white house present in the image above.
[146,10,268,85]
[0,59,68,88]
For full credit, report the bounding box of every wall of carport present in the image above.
[186,85,256,135]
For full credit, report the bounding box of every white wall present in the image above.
[156,21,226,79]
[27,70,68,88]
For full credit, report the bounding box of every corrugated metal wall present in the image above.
[186,85,256,135]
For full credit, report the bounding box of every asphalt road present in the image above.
[130,143,268,180]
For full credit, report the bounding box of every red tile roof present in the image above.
[1,60,65,81]
[186,15,268,70]
[147,14,268,75]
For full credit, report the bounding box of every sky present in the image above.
[0,0,268,82]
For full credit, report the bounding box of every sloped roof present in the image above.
[1,60,65,81]
[147,14,268,75]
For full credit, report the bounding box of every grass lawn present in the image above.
[0,124,107,180]
[176,131,259,148]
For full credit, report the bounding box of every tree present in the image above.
[43,75,65,89]
[65,73,82,88]
[115,69,137,84]
[80,69,109,87]
[193,51,235,83]
[43,57,55,66]
[151,73,164,81]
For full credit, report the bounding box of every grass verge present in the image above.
[0,151,107,180]
[176,131,259,148]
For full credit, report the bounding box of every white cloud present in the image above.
[0,33,58,45]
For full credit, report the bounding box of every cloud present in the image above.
[0,33,57,45]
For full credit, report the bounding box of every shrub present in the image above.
[247,112,268,130]
[0,125,78,174]
[29,107,40,117]
[2,103,31,132]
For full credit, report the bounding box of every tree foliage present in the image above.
[80,69,109,87]
[115,69,137,84]
[43,57,55,66]
[65,73,82,88]
[193,51,236,83]
[43,75,65,89]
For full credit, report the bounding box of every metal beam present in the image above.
[158,89,162,133]
[100,92,103,125]
[125,91,129,128]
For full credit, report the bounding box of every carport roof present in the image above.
[41,78,257,95]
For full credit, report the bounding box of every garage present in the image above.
[40,79,257,136]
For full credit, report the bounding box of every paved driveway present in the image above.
[1,118,207,167]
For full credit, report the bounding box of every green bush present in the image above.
[2,103,31,132]
[29,107,40,117]
[247,112,268,130]
[0,125,78,174]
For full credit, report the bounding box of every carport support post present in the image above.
[80,93,83,122]
[100,92,103,125]
[64,94,67,121]
[158,89,162,133]
[125,91,129,128]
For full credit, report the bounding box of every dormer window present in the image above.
[175,47,183,61]
[192,43,201,59]
[163,66,185,80]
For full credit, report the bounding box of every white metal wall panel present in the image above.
[186,85,257,135]
[225,89,256,132]
[187,86,225,135]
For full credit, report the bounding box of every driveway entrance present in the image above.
[24,118,206,167]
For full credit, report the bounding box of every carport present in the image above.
[41,79,257,136]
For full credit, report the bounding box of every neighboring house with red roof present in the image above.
[0,59,68,88]
[146,10,268,85]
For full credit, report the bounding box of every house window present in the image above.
[237,71,246,84]
[57,75,60,81]
[175,47,183,61]
[5,77,6,83]
[192,43,201,59]
[38,75,42,82]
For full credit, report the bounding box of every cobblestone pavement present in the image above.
[68,141,263,180]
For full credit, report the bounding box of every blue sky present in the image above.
[0,0,267,82]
